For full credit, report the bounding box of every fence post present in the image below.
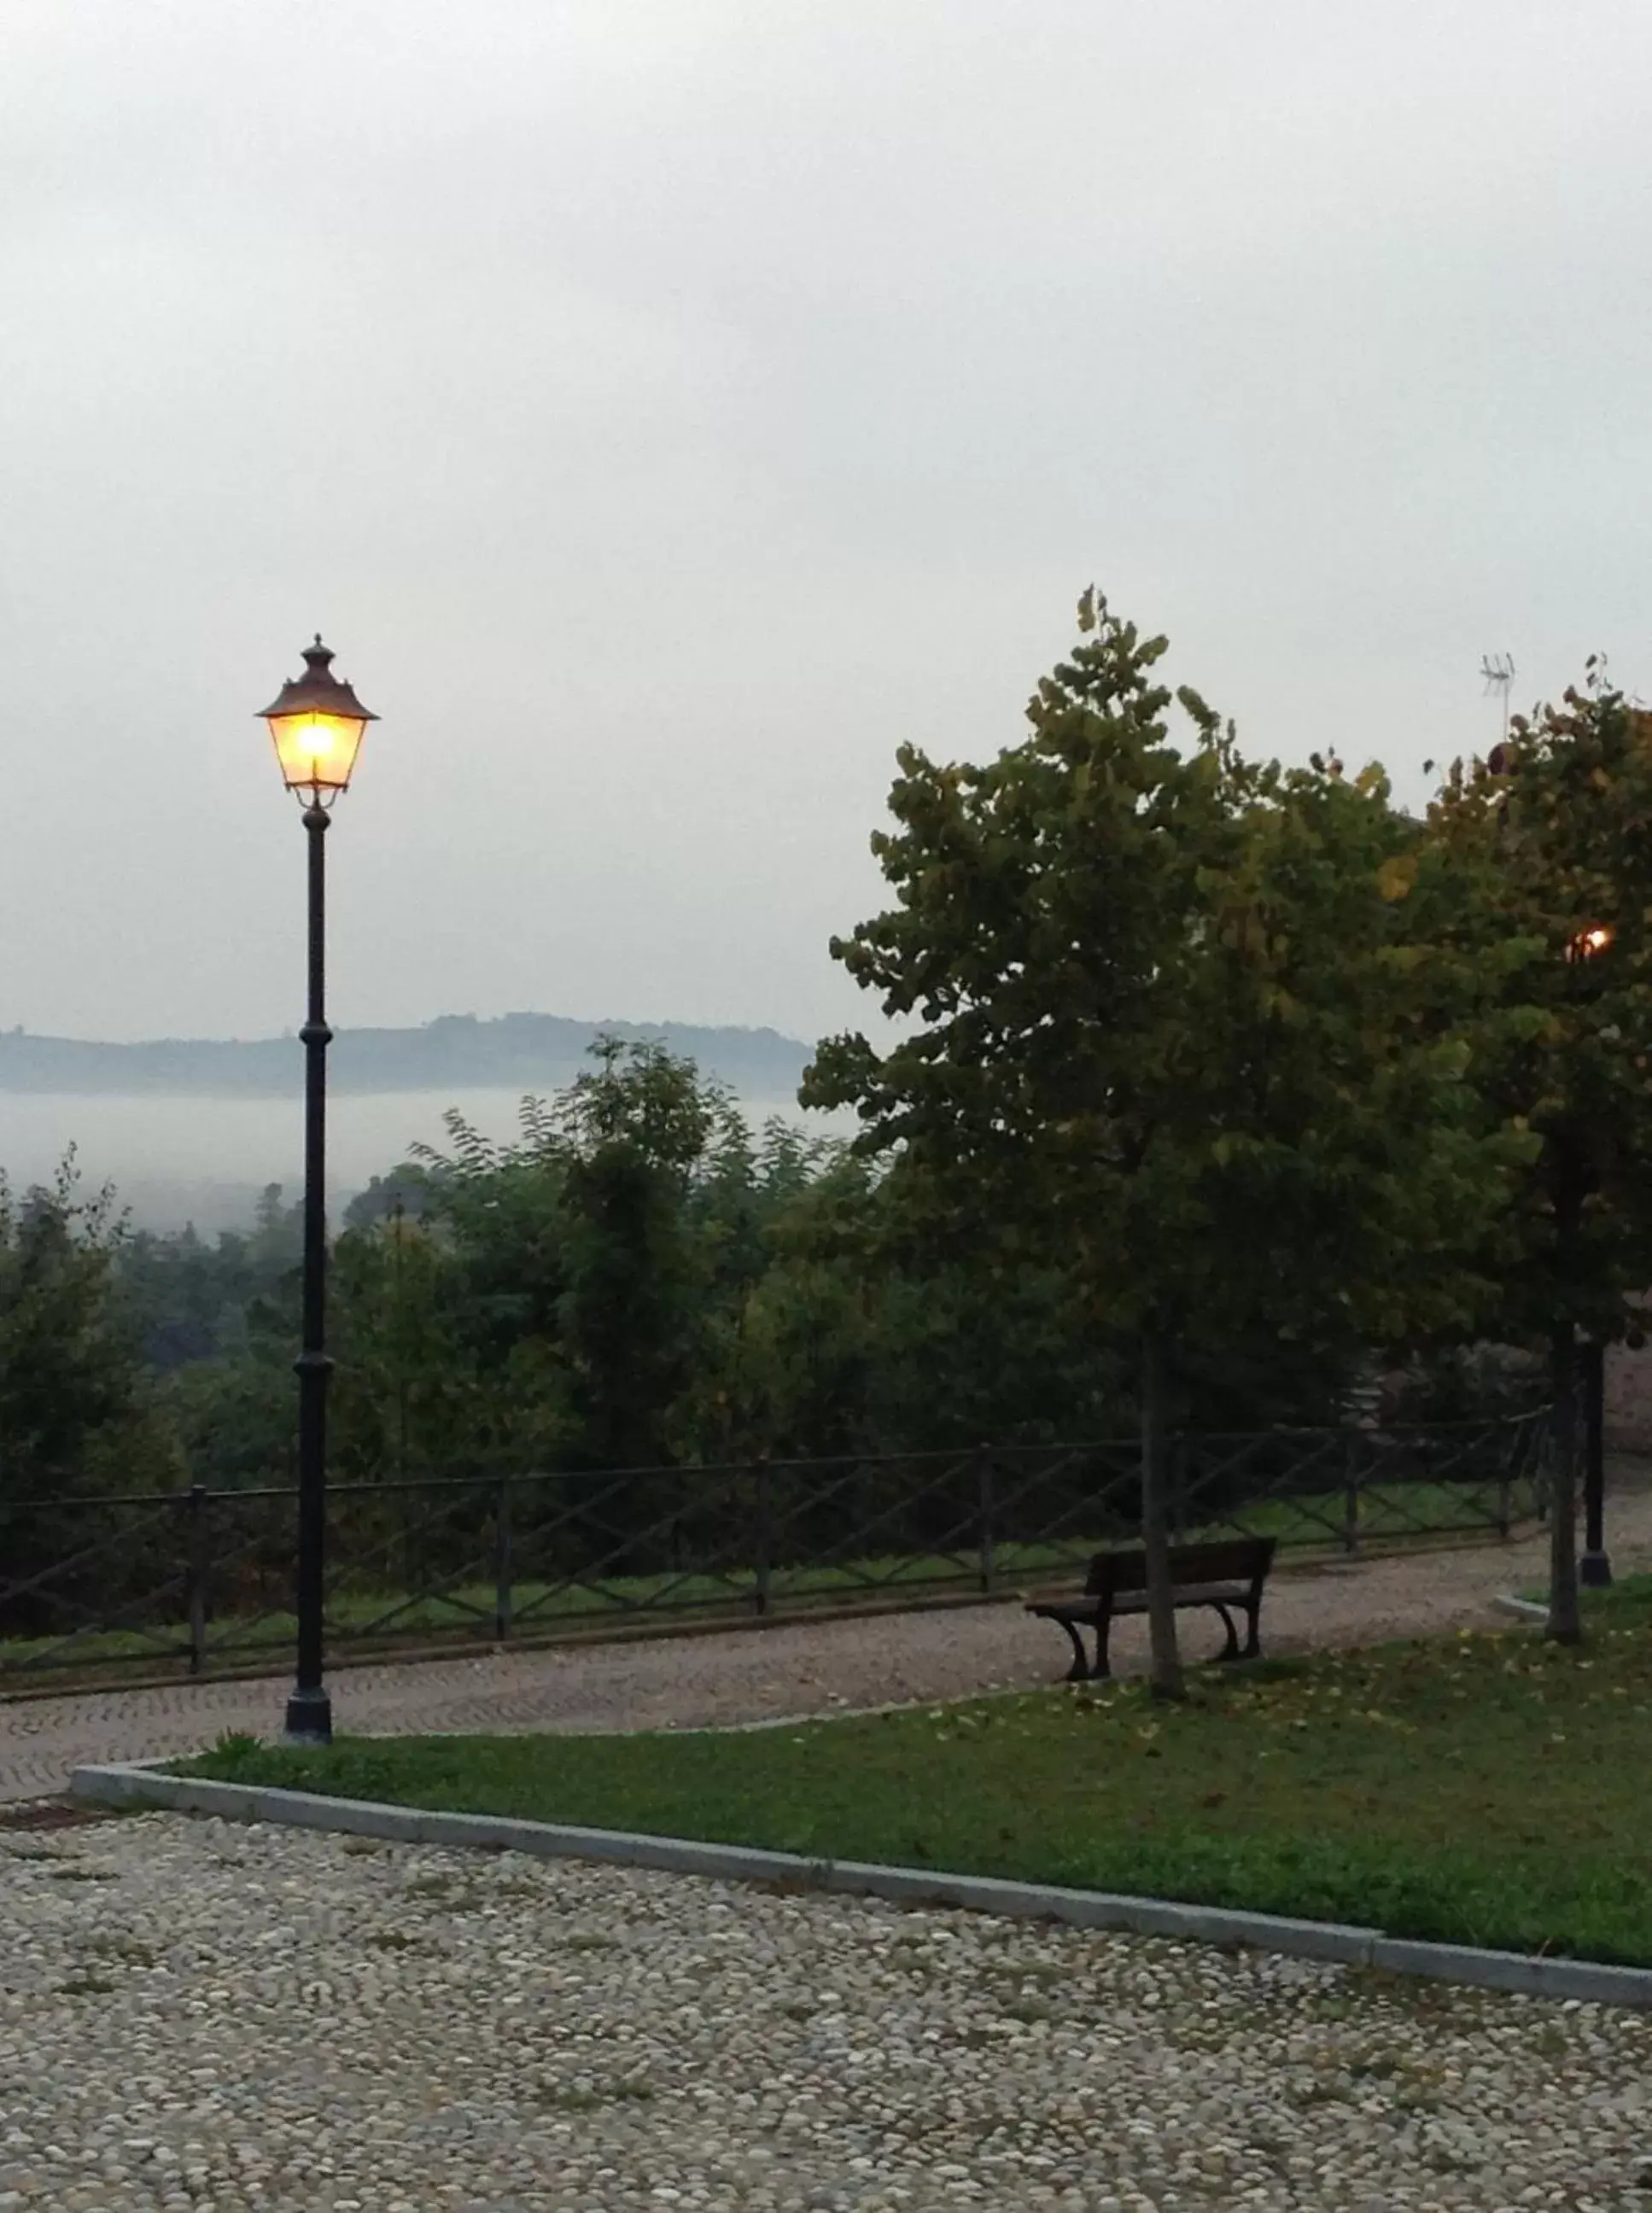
[753,1454,772,1618]
[185,1483,209,1677]
[493,1475,513,1644]
[976,1442,995,1595]
[1343,1432,1360,1555]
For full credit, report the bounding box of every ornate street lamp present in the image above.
[1567,920,1614,1590]
[257,636,380,1744]
[1489,734,1619,1609]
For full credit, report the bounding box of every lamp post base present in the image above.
[1579,1550,1614,1590]
[282,1687,333,1746]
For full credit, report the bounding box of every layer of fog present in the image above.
[0,1088,847,1232]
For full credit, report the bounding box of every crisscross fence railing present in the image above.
[0,1405,1552,1688]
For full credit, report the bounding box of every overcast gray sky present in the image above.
[4,0,1649,1047]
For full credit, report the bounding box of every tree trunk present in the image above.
[1546,1323,1582,1645]
[1141,1330,1186,1700]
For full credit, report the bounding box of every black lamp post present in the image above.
[1558,925,1615,1596]
[257,637,380,1745]
[1580,1336,1613,1587]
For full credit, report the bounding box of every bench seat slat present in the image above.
[1032,1580,1252,1620]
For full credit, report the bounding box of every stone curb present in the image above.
[1493,1595,1550,1622]
[69,1760,1652,2011]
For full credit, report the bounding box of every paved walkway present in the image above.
[6,1493,1651,1806]
[6,1815,1649,2210]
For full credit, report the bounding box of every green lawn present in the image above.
[1594,1574,1652,1608]
[186,1599,1652,1967]
[1520,1573,1652,1611]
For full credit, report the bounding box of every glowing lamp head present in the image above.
[258,636,378,802]
[1567,923,1615,963]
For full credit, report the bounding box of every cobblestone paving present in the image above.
[2,1813,1649,2212]
[6,1491,1652,1807]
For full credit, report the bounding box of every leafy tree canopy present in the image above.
[1425,674,1652,1346]
[804,589,1523,1368]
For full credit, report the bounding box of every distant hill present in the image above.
[0,1013,814,1100]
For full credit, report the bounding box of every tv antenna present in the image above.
[1480,652,1515,743]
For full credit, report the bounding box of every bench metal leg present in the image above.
[1210,1602,1241,1663]
[1241,1599,1262,1660]
[1052,1616,1093,1683]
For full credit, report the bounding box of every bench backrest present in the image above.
[1084,1536,1275,1598]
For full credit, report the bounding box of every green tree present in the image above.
[1424,674,1652,1641]
[330,1207,477,1485]
[160,1352,295,1491]
[342,1163,441,1231]
[415,1036,733,1471]
[807,590,1519,1694]
[686,1145,1127,1460]
[0,1156,180,1630]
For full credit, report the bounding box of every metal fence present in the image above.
[0,1407,1552,1687]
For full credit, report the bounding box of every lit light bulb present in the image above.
[259,639,377,797]
[1567,924,1615,962]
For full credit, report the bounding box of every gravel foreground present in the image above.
[3,1813,1650,2212]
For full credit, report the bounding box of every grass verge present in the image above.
[1518,1573,1652,1611]
[183,1599,1652,1967]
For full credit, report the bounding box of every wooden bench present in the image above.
[1026,1536,1276,1681]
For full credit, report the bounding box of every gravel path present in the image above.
[2,1813,1648,2212]
[6,1487,1652,1806]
